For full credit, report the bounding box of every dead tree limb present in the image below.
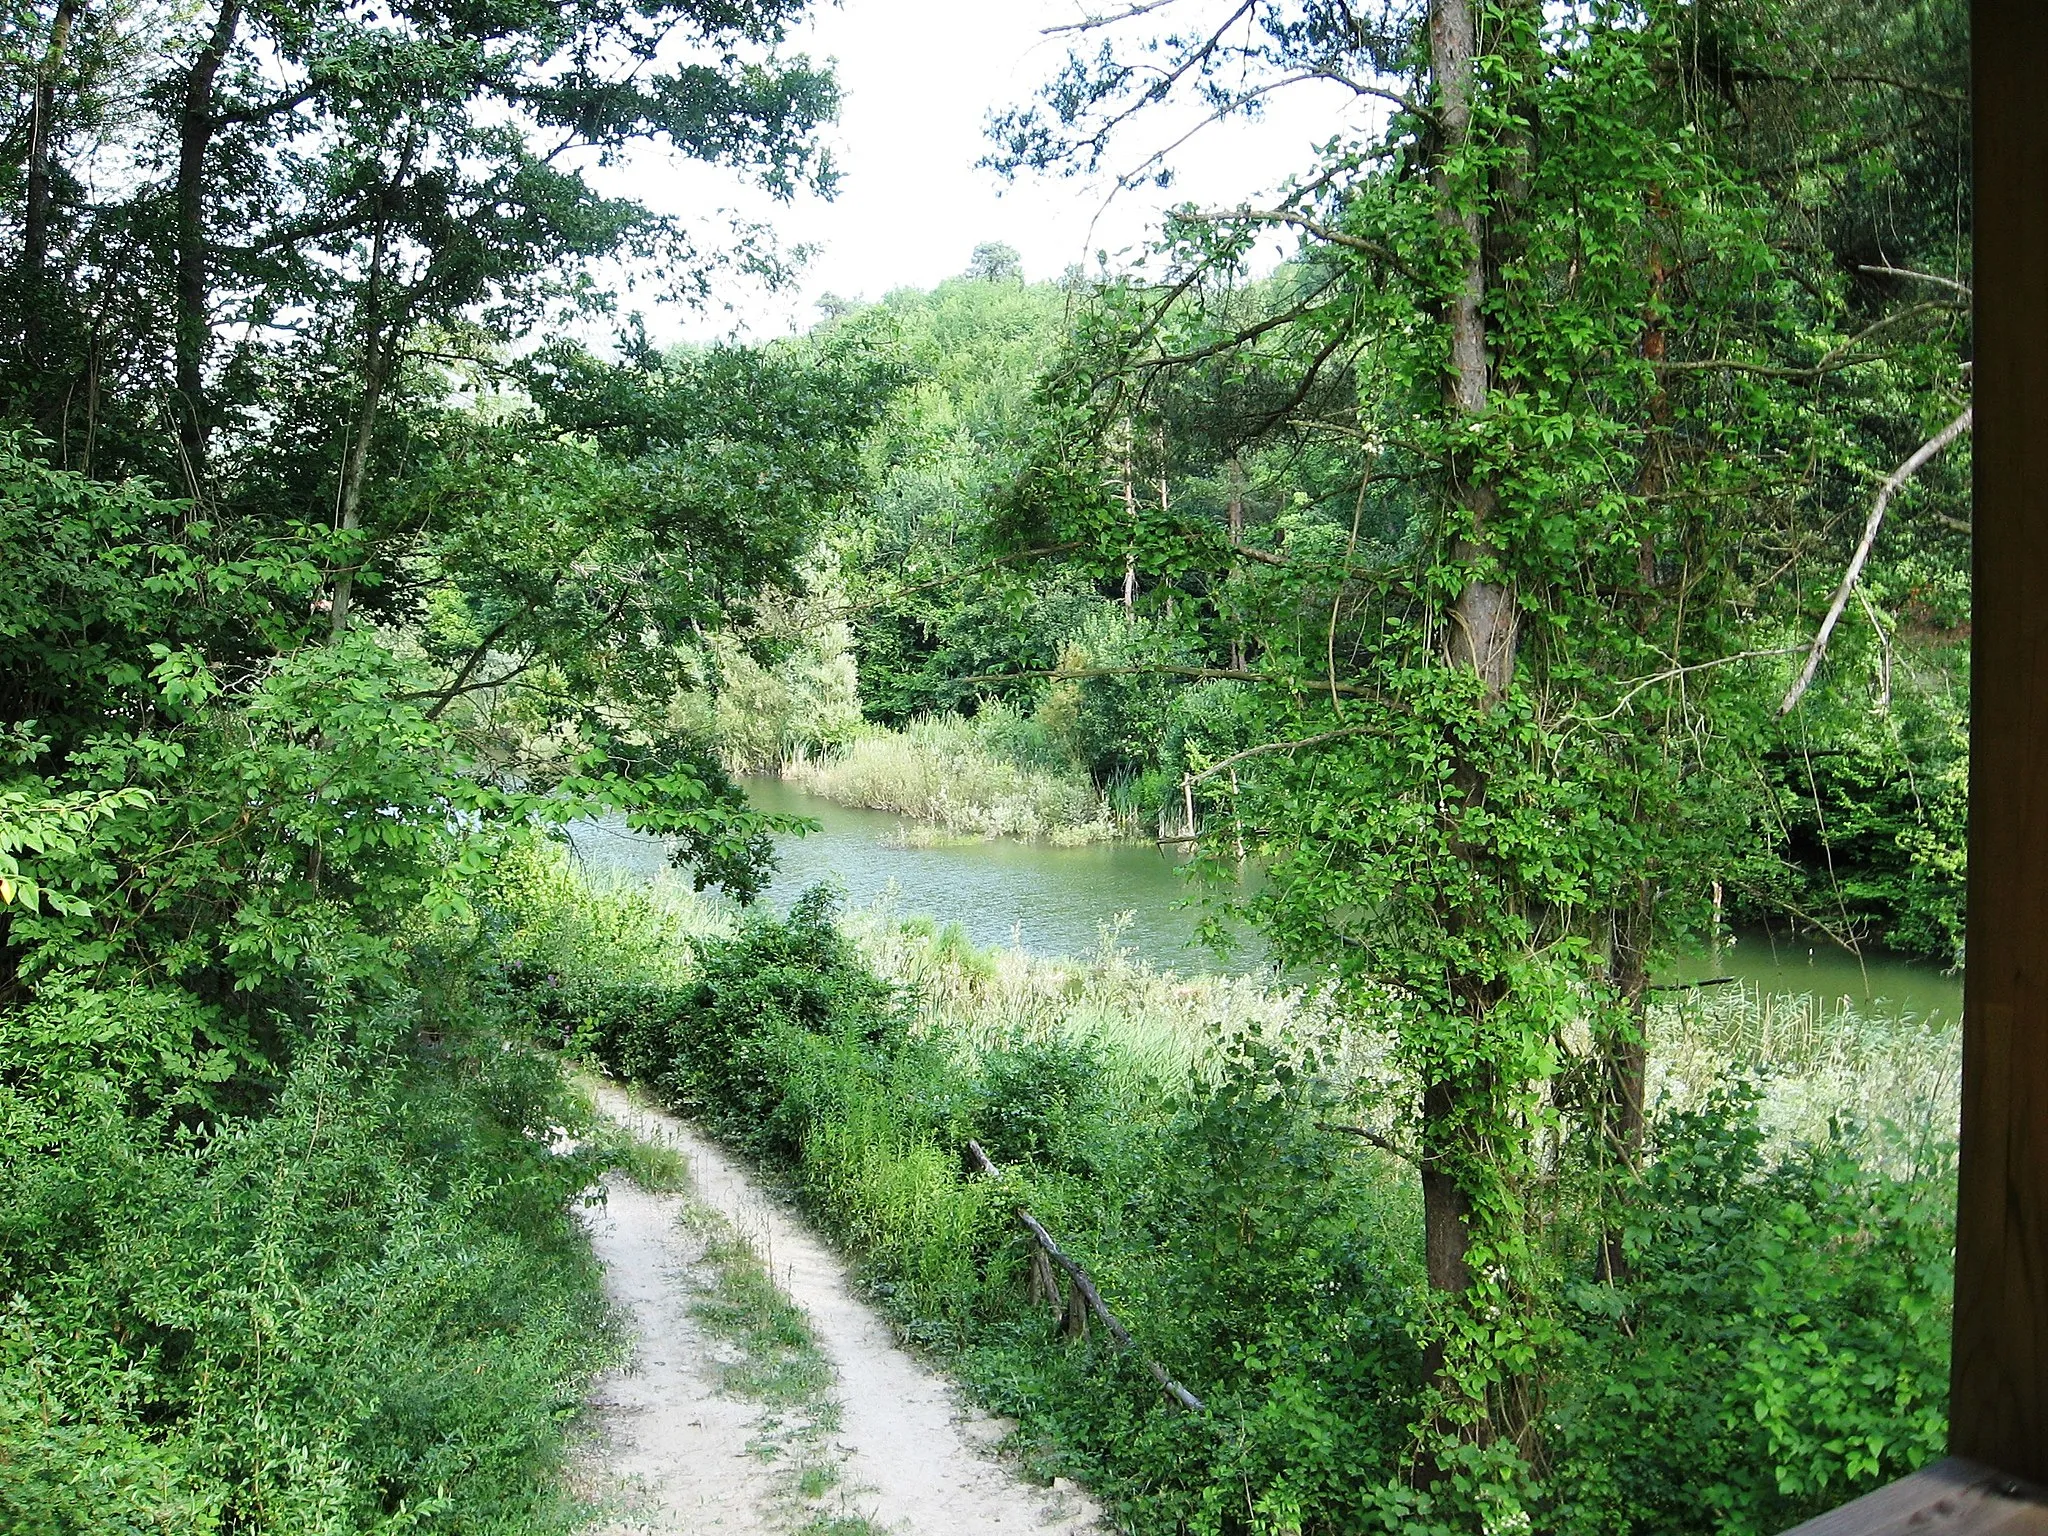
[965,1139,1205,1413]
[1780,405,1973,715]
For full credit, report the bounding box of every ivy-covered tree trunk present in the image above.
[1420,0,1525,1394]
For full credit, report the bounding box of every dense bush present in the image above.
[0,1002,614,1535]
[1548,1091,1951,1534]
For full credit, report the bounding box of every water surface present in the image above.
[570,776,1255,972]
[569,777,1963,1024]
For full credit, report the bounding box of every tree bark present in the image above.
[21,0,80,374]
[172,0,242,478]
[1435,0,1519,701]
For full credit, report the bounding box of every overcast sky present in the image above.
[611,2,1377,342]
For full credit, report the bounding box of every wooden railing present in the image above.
[1780,1458,2048,1535]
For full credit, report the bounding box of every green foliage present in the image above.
[1548,1092,1952,1534]
[572,888,898,1148]
[0,1005,615,1535]
[1762,672,1970,965]
[522,873,1953,1535]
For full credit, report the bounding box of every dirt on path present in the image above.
[574,1081,1104,1536]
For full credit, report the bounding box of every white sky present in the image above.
[612,1,1378,342]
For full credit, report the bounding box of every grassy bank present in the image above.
[782,704,1128,845]
[493,851,1956,1536]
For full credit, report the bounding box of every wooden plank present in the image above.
[1955,0,2048,1484]
[1780,1459,2048,1536]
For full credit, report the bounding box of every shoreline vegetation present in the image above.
[498,848,1958,1535]
[777,704,1144,848]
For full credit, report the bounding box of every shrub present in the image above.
[1547,1089,1952,1535]
[0,1006,614,1535]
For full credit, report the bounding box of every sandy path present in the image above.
[574,1174,784,1534]
[579,1082,1104,1536]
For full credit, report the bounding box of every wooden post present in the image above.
[1952,0,2048,1483]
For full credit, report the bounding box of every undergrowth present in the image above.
[0,1000,618,1535]
[496,848,1955,1536]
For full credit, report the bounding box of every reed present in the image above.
[782,707,1119,844]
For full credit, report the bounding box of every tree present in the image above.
[0,0,881,1074]
[966,240,1024,283]
[991,0,1970,1514]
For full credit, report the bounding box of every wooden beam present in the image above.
[1954,0,2048,1485]
[1779,1460,2048,1536]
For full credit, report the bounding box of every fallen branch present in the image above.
[1780,405,1973,714]
[965,1139,1205,1413]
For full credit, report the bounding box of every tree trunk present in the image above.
[1434,0,1519,702]
[172,0,243,480]
[325,355,388,638]
[1227,453,1247,670]
[21,0,80,375]
[1121,424,1137,615]
[326,198,417,638]
[1422,0,1522,1323]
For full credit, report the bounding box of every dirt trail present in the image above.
[576,1082,1103,1536]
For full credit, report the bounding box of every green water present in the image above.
[568,777,1963,1023]
[570,776,1257,972]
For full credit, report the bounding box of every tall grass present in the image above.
[782,704,1125,844]
[844,902,1311,1082]
[1648,982,1960,1179]
[515,841,1965,1160]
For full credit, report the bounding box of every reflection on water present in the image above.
[567,776,1963,1023]
[1661,924,1961,1030]
[568,776,1262,974]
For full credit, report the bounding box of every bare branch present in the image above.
[1590,647,1807,722]
[1859,263,1973,298]
[1041,0,1189,35]
[1185,206,1413,275]
[1780,405,1974,714]
[1187,723,1379,784]
[1316,1122,1421,1164]
[1663,301,1959,380]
